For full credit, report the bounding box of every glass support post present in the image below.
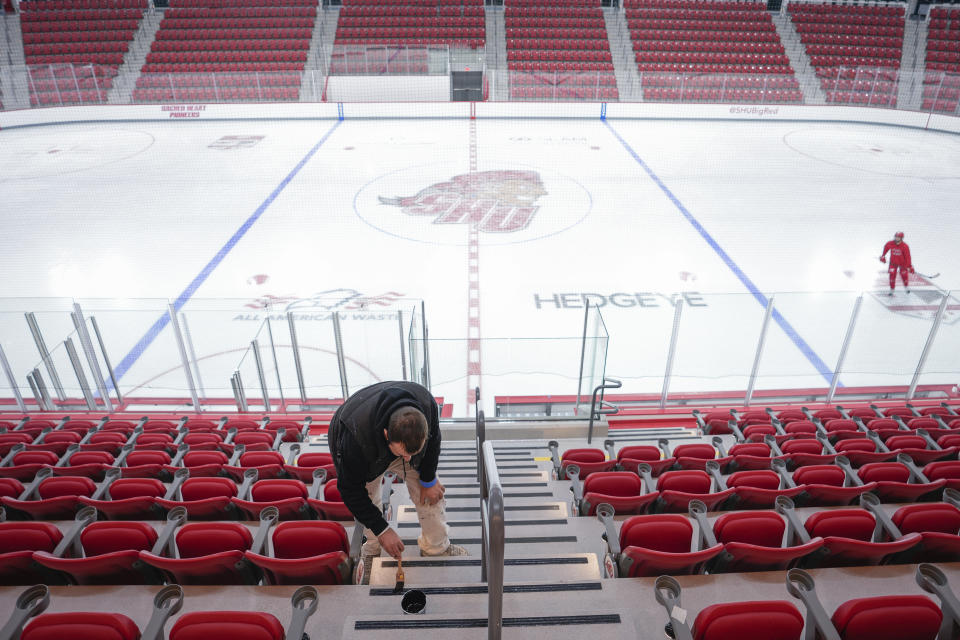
[25,312,66,401]
[167,303,201,413]
[179,313,205,400]
[32,368,53,412]
[89,316,122,404]
[286,312,308,404]
[71,305,113,412]
[398,311,408,381]
[266,318,284,405]
[251,339,271,413]
[332,311,349,400]
[659,299,684,409]
[64,337,96,410]
[827,295,863,404]
[745,295,775,407]
[231,371,248,412]
[907,293,951,400]
[0,343,27,412]
[26,372,47,411]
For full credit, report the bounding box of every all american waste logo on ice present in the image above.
[354,164,592,245]
[233,289,406,322]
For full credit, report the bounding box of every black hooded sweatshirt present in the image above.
[327,380,441,535]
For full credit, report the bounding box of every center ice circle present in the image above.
[353,163,593,246]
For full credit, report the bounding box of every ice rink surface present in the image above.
[1,117,959,414]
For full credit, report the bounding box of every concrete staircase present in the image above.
[1,13,30,109]
[484,7,507,101]
[302,5,338,101]
[771,11,826,104]
[604,7,640,101]
[108,8,162,104]
[897,16,928,110]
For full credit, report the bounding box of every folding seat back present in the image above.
[33,521,159,585]
[614,514,723,577]
[857,462,909,484]
[886,435,927,450]
[707,509,823,572]
[823,419,860,434]
[781,440,824,455]
[0,522,63,585]
[831,595,942,640]
[557,447,612,479]
[793,465,845,486]
[182,433,224,448]
[232,431,274,449]
[178,523,251,557]
[714,510,784,547]
[244,520,351,585]
[181,477,237,501]
[13,450,59,465]
[138,522,257,585]
[922,461,960,489]
[21,612,142,640]
[805,509,875,541]
[657,470,711,494]
[307,479,354,520]
[727,469,781,490]
[579,471,656,515]
[784,420,818,435]
[728,443,769,457]
[617,445,674,475]
[0,477,24,498]
[692,601,804,640]
[232,479,310,520]
[169,611,285,640]
[891,503,960,562]
[125,449,172,466]
[802,508,921,567]
[38,476,97,499]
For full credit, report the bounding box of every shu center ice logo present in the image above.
[354,164,592,246]
[378,170,546,233]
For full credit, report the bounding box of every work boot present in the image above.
[422,543,469,557]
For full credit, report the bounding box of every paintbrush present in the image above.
[392,557,405,594]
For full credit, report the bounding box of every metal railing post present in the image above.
[71,305,112,412]
[660,298,684,409]
[251,339,271,413]
[286,312,308,404]
[64,337,96,410]
[231,371,249,412]
[266,317,284,406]
[27,371,48,411]
[907,293,951,400]
[480,440,504,639]
[398,310,408,381]
[167,303,201,413]
[31,368,53,412]
[421,301,432,391]
[575,300,591,413]
[826,295,863,404]
[89,316,122,405]
[0,343,27,412]
[332,311,349,399]
[25,312,66,401]
[179,313,205,400]
[745,295,775,407]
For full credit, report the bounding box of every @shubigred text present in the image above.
[534,292,708,309]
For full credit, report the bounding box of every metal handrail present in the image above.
[480,440,504,640]
[587,377,621,444]
[475,387,485,484]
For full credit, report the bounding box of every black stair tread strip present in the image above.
[354,614,621,630]
[401,504,560,512]
[444,492,554,498]
[399,536,579,545]
[397,518,567,528]
[379,557,589,567]
[500,472,546,477]
[368,582,602,596]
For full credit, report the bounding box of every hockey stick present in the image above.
[917,272,940,279]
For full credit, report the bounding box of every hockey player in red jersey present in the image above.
[879,232,914,295]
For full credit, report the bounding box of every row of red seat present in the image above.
[1,512,351,586]
[625,8,771,21]
[822,77,896,92]
[806,44,901,59]
[810,55,900,68]
[826,91,897,106]
[339,5,484,17]
[504,7,605,17]
[631,29,779,42]
[146,51,307,63]
[789,13,903,27]
[623,0,766,11]
[165,6,316,17]
[20,0,144,8]
[152,39,310,52]
[510,86,619,100]
[29,75,114,90]
[173,0,316,6]
[640,74,799,89]
[23,28,135,43]
[638,62,790,74]
[508,49,613,63]
[334,37,484,48]
[336,27,483,38]
[137,87,301,101]
[635,41,784,54]
[136,73,300,88]
[635,52,790,66]
[794,23,902,37]
[141,62,304,73]
[28,53,124,64]
[162,17,313,28]
[24,42,129,55]
[506,28,607,40]
[340,15,484,27]
[20,8,141,20]
[507,17,606,29]
[328,61,428,73]
[155,28,313,40]
[803,34,903,48]
[627,19,777,32]
[929,51,960,64]
[511,72,617,87]
[600,495,959,577]
[1,583,317,640]
[29,90,108,106]
[923,98,960,113]
[507,39,610,51]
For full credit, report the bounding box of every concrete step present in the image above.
[343,610,630,639]
[369,552,600,586]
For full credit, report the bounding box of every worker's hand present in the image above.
[420,480,446,507]
[879,256,886,263]
[377,527,405,559]
[910,267,916,274]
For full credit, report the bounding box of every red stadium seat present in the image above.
[32,521,159,585]
[307,479,354,520]
[652,470,735,512]
[577,471,658,516]
[0,522,63,585]
[856,462,946,502]
[793,465,876,506]
[616,445,675,476]
[244,520,351,585]
[284,451,336,483]
[613,514,723,577]
[231,479,311,520]
[803,509,921,567]
[727,470,805,508]
[138,522,259,585]
[155,477,239,520]
[891,502,960,563]
[831,595,942,640]
[2,475,97,519]
[710,510,824,572]
[169,611,285,640]
[78,477,165,519]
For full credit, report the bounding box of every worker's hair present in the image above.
[387,407,428,455]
